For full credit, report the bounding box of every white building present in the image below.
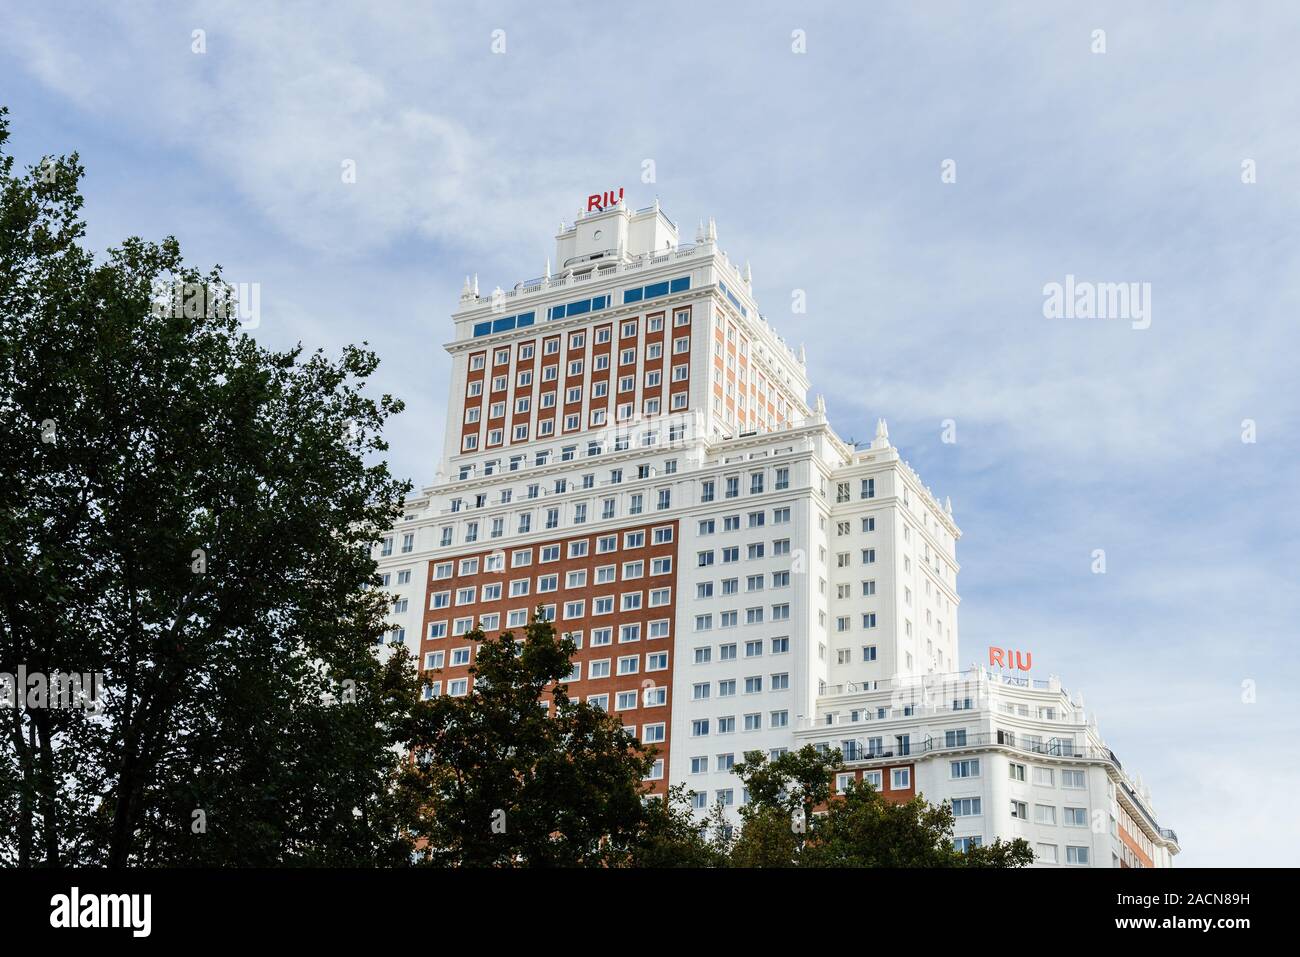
[374,194,1179,867]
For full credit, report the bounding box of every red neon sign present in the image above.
[587,187,624,212]
[988,647,1033,672]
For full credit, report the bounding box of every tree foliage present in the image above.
[730,748,1032,868]
[401,613,678,867]
[0,107,414,865]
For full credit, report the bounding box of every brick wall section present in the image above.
[420,519,679,794]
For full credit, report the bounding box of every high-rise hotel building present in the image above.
[375,196,1180,868]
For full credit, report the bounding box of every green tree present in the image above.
[401,613,669,867]
[728,744,842,865]
[729,806,801,868]
[630,785,730,868]
[729,747,1032,868]
[0,107,415,866]
[801,779,1033,867]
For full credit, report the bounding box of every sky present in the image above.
[3,1,1297,866]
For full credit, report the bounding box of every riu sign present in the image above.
[587,187,624,212]
[989,647,1033,672]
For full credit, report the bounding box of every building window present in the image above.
[950,796,980,817]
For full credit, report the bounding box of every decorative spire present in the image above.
[798,343,806,365]
[696,219,705,243]
[815,394,826,415]
[544,257,551,280]
[743,260,752,285]
[944,495,952,515]
[706,217,717,242]
[461,275,471,298]
[871,417,890,450]
[471,273,479,297]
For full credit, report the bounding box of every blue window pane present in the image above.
[669,276,690,293]
[624,287,643,304]
[473,321,492,336]
[492,315,516,333]
[591,295,607,311]
[516,312,535,327]
[549,305,565,320]
[567,298,590,316]
[644,281,669,299]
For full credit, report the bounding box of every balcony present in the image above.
[818,670,1058,702]
[824,731,1117,766]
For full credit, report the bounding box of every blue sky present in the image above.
[4,1,1297,865]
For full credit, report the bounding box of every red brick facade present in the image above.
[420,519,679,793]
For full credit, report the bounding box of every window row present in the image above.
[430,528,674,578]
[466,366,690,413]
[689,673,790,698]
[425,616,671,642]
[695,572,791,598]
[696,506,791,535]
[442,497,680,542]
[454,422,693,480]
[1008,801,1090,827]
[698,468,791,502]
[833,767,912,791]
[696,540,792,565]
[693,637,789,662]
[432,574,672,608]
[688,708,790,736]
[467,353,690,399]
[555,650,670,680]
[1007,763,1088,789]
